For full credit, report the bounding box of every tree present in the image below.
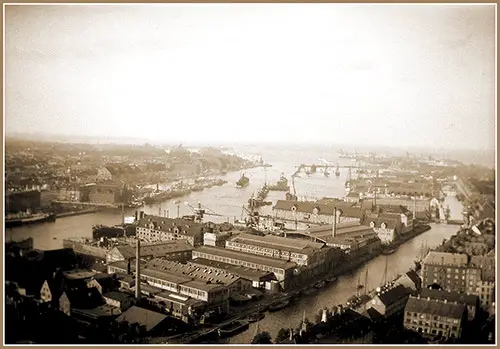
[252,331,273,344]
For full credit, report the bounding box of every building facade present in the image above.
[135,216,205,246]
[421,252,469,292]
[404,296,467,340]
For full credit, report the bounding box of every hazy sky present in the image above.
[5,4,496,150]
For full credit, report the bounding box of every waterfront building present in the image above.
[146,258,252,297]
[404,295,467,340]
[421,252,469,293]
[6,190,41,213]
[40,190,61,208]
[272,200,365,226]
[135,216,206,246]
[192,245,297,290]
[420,288,478,321]
[225,233,328,267]
[366,284,412,318]
[187,258,279,292]
[102,291,134,311]
[358,197,431,221]
[203,230,234,247]
[106,241,193,264]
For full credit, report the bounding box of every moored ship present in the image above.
[217,320,250,338]
[268,173,290,191]
[5,212,56,228]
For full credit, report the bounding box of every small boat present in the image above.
[327,276,338,283]
[268,299,290,312]
[315,281,326,289]
[218,320,249,338]
[382,247,396,255]
[246,312,265,323]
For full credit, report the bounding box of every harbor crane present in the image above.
[183,201,223,223]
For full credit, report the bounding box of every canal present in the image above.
[7,163,463,344]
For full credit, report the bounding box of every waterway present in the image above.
[7,147,464,343]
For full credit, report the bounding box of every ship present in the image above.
[382,247,397,255]
[5,212,56,228]
[268,173,290,191]
[335,163,341,177]
[236,173,250,188]
[245,312,265,323]
[218,320,250,338]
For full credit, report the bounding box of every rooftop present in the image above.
[194,245,297,270]
[405,296,467,319]
[116,306,167,332]
[420,289,478,307]
[228,233,325,252]
[62,269,97,280]
[375,284,412,306]
[423,251,468,267]
[103,291,134,303]
[114,241,193,260]
[141,268,192,285]
[273,200,365,218]
[137,216,205,237]
[188,258,276,281]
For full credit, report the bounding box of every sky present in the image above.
[5,4,497,151]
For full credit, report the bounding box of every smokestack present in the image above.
[332,207,337,238]
[135,239,141,300]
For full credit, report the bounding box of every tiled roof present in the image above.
[194,245,297,270]
[273,200,365,218]
[141,268,192,285]
[361,216,399,230]
[420,289,478,307]
[307,223,375,239]
[376,285,412,306]
[137,215,205,237]
[405,296,466,319]
[229,233,325,252]
[182,279,226,292]
[116,306,167,332]
[423,251,468,267]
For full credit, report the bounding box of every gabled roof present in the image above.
[229,233,325,252]
[115,306,167,332]
[114,241,193,260]
[273,200,365,218]
[137,216,205,237]
[405,296,466,319]
[361,216,399,230]
[404,270,421,286]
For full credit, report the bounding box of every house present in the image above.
[378,206,414,233]
[396,270,422,292]
[367,284,412,318]
[103,291,134,311]
[59,286,105,316]
[17,279,53,303]
[115,306,168,334]
[116,273,136,291]
[106,241,193,264]
[404,295,467,340]
[420,288,479,321]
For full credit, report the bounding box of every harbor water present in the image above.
[7,145,464,343]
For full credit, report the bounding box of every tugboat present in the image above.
[236,173,250,188]
[218,320,250,338]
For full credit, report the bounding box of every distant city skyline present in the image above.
[5,4,496,152]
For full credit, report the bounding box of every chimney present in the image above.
[135,239,141,300]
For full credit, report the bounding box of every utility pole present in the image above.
[332,207,337,238]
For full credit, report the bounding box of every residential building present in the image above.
[135,216,206,246]
[192,245,297,290]
[225,233,329,267]
[404,295,467,340]
[420,288,479,321]
[106,241,193,264]
[421,252,469,293]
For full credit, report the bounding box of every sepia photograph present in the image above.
[3,2,497,345]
